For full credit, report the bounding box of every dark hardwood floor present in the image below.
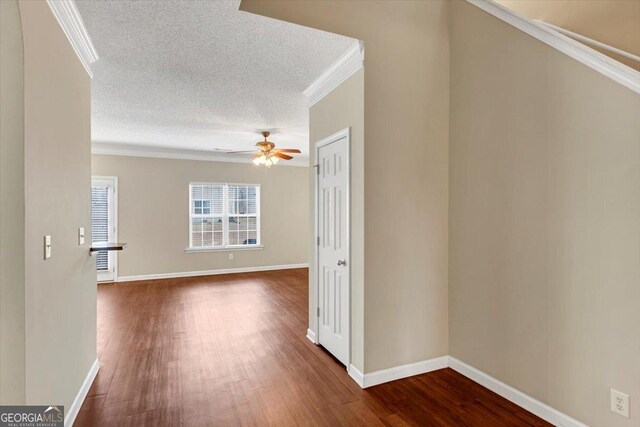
[76,268,550,426]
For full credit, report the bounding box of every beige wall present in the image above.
[20,0,97,410]
[241,0,450,373]
[91,154,309,278]
[0,0,26,405]
[496,0,640,71]
[309,68,364,370]
[449,2,640,426]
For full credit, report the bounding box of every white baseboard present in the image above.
[116,263,309,283]
[344,355,584,426]
[448,357,587,427]
[306,328,317,344]
[348,364,365,387]
[349,356,449,389]
[65,358,100,427]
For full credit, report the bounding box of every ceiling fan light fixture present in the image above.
[235,131,301,166]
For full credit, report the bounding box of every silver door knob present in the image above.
[337,259,347,266]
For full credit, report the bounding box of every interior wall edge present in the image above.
[0,0,26,405]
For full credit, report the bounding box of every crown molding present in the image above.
[466,0,640,95]
[535,20,640,64]
[304,40,364,107]
[47,0,98,78]
[91,142,310,167]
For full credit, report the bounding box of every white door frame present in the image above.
[92,176,118,282]
[313,127,351,368]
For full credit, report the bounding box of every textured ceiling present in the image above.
[75,0,355,160]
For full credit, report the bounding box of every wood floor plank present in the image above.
[75,269,552,426]
[318,400,387,426]
[257,385,298,427]
[203,378,241,426]
[380,413,412,426]
[275,375,328,427]
[73,395,106,427]
[228,380,271,426]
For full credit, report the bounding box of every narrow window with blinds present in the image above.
[92,176,117,282]
[189,183,260,249]
[92,186,110,271]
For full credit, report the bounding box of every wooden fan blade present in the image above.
[274,152,293,160]
[225,150,256,154]
[275,148,301,154]
[251,152,262,159]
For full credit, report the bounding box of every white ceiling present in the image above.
[75,0,355,162]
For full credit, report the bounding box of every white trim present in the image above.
[349,356,449,389]
[185,245,263,253]
[116,263,309,283]
[466,0,640,95]
[449,357,587,427]
[190,181,261,187]
[346,355,585,426]
[315,128,350,150]
[536,20,640,64]
[46,0,98,79]
[347,364,365,388]
[188,182,261,250]
[92,142,309,167]
[304,40,364,107]
[314,128,351,368]
[65,358,99,427]
[306,328,317,344]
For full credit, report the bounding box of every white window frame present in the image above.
[92,176,118,282]
[186,182,262,252]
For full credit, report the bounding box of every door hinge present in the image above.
[317,236,320,246]
[313,164,320,175]
[317,307,320,317]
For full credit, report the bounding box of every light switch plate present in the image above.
[44,235,52,260]
[228,253,234,260]
[78,227,85,245]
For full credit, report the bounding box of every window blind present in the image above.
[91,186,109,271]
[190,184,224,247]
[227,185,259,246]
[189,183,260,248]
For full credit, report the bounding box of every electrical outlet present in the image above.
[611,389,629,418]
[228,253,234,260]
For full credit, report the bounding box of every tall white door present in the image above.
[92,177,118,282]
[316,130,350,366]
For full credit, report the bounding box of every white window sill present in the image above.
[185,245,264,253]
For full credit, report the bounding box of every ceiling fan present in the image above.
[227,131,301,166]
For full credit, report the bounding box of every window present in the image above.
[92,176,118,281]
[92,186,110,272]
[189,183,260,249]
